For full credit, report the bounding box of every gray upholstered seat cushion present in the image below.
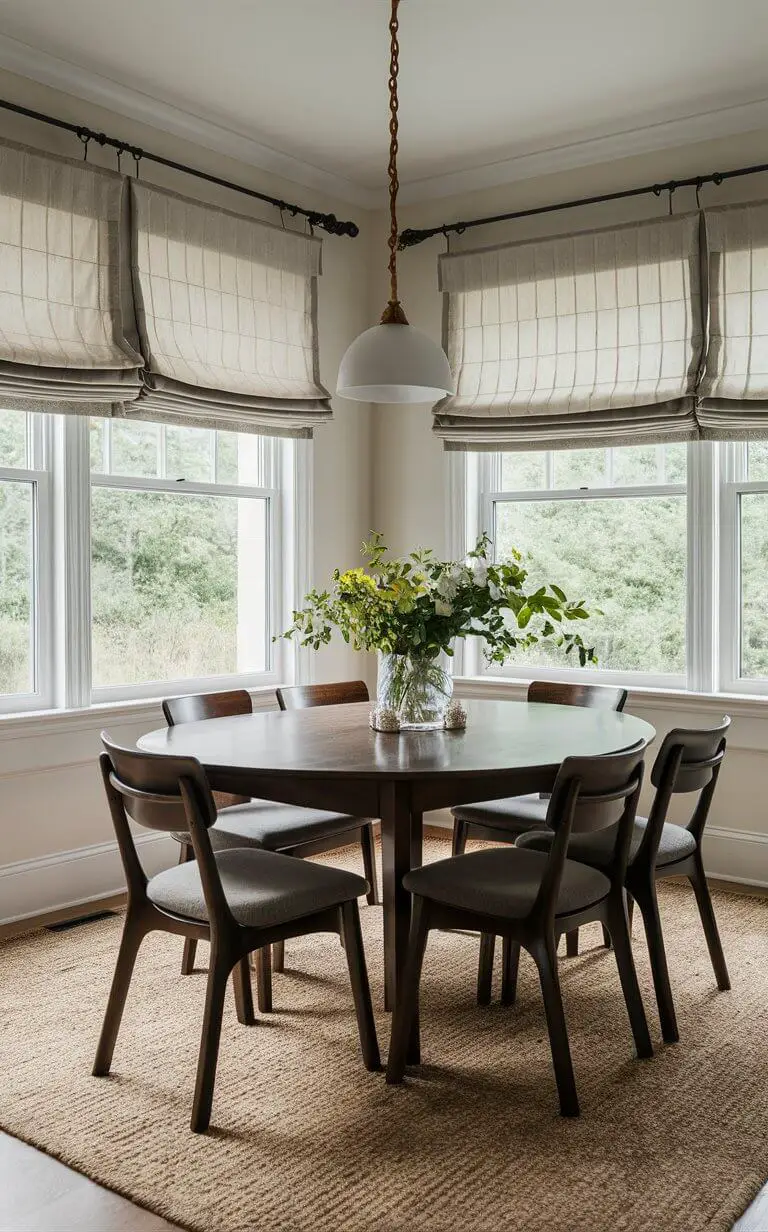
[173,799,367,853]
[516,817,697,869]
[451,794,548,835]
[147,847,368,929]
[403,848,610,920]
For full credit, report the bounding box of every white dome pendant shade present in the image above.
[337,320,454,403]
[336,0,454,406]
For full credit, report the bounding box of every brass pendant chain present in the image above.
[381,0,408,325]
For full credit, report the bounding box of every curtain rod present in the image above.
[0,97,360,239]
[398,160,768,249]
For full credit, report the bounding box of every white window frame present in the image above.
[719,443,768,694]
[456,441,768,697]
[0,413,54,714]
[0,410,309,716]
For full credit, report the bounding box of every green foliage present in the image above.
[280,532,597,667]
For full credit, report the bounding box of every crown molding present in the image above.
[0,33,380,210]
[1,32,767,214]
[399,95,768,205]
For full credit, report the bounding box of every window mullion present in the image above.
[53,415,91,709]
[718,441,743,691]
[687,439,717,694]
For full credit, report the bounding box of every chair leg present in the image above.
[92,913,146,1077]
[689,856,731,991]
[477,933,495,1005]
[360,824,380,906]
[565,929,579,957]
[634,879,679,1044]
[501,938,520,1006]
[530,936,579,1117]
[386,896,430,1084]
[604,896,653,1059]
[178,843,198,975]
[232,957,256,1026]
[340,900,381,1071]
[452,817,468,857]
[190,949,231,1134]
[272,940,285,973]
[255,946,273,1013]
[602,925,612,949]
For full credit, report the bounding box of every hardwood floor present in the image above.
[0,1133,181,1232]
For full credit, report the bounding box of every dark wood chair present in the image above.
[517,718,731,1043]
[94,733,380,1134]
[385,742,652,1115]
[452,680,628,976]
[163,687,379,999]
[274,680,380,974]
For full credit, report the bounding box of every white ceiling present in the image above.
[1,0,768,206]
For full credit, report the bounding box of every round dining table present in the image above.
[139,697,655,1011]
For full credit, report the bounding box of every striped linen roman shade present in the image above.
[698,200,768,438]
[434,214,705,450]
[0,139,142,413]
[126,182,331,437]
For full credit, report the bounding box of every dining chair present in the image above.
[94,734,380,1134]
[452,679,628,977]
[386,743,652,1116]
[163,687,378,1004]
[516,718,731,1043]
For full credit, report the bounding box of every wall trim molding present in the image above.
[3,31,768,210]
[0,832,177,926]
[0,33,379,210]
[399,95,768,204]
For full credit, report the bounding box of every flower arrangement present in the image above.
[280,533,596,730]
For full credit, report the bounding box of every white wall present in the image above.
[0,66,374,918]
[2,67,768,923]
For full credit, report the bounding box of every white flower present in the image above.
[489,580,503,601]
[436,572,459,601]
[470,557,489,587]
[435,598,454,617]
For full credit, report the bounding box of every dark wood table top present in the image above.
[138,698,655,780]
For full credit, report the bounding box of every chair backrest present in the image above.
[532,742,647,923]
[639,717,731,862]
[100,733,232,927]
[276,680,369,710]
[162,689,252,809]
[527,679,627,713]
[162,688,253,727]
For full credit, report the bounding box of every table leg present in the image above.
[380,782,415,1017]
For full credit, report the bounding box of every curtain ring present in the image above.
[279,207,286,230]
[115,144,124,174]
[79,132,90,162]
[668,186,675,216]
[132,151,142,179]
[695,178,703,210]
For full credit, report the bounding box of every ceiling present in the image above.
[1,0,768,206]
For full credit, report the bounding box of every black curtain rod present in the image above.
[0,97,359,239]
[398,160,768,249]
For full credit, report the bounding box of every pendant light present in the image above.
[336,0,454,403]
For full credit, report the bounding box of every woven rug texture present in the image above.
[0,837,766,1232]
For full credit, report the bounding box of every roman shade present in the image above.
[0,139,142,413]
[697,200,768,439]
[434,214,704,451]
[126,182,331,436]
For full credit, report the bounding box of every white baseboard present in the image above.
[0,833,178,926]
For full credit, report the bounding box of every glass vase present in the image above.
[376,650,453,731]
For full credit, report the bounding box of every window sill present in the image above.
[0,686,279,741]
[454,675,768,722]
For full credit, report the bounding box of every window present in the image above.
[0,410,302,715]
[0,409,52,711]
[463,440,768,694]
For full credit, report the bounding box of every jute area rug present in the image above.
[1,837,766,1232]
